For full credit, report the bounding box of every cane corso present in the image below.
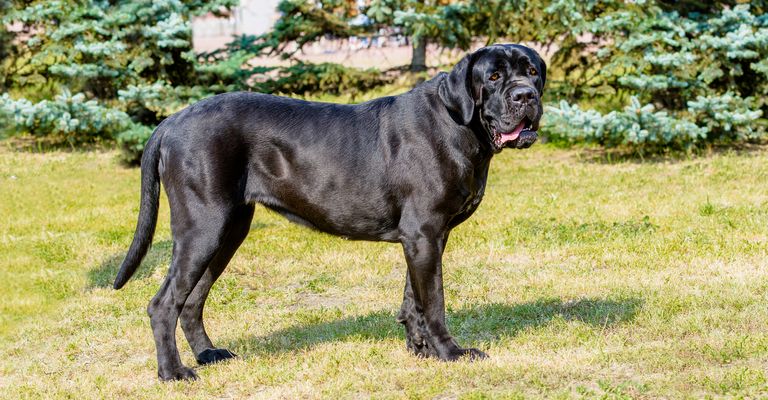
[114,44,546,381]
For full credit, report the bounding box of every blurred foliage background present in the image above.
[0,0,766,162]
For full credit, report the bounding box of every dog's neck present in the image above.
[409,77,497,167]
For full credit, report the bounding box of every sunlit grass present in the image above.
[2,144,768,398]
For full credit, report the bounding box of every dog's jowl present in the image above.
[114,44,546,381]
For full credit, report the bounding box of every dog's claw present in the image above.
[159,366,198,381]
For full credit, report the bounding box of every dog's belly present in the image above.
[244,151,402,242]
[246,189,401,242]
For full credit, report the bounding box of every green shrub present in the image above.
[547,4,767,149]
[0,90,131,144]
[544,97,707,148]
[115,122,153,165]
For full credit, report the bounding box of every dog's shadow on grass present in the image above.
[226,297,643,356]
[88,240,173,288]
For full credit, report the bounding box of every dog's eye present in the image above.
[489,72,500,81]
[529,67,538,76]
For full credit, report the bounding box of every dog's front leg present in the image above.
[399,230,487,361]
[396,273,433,357]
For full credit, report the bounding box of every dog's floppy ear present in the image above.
[438,53,477,125]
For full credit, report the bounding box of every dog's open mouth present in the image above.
[493,117,537,150]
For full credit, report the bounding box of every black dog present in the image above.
[114,44,546,381]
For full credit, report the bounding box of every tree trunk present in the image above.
[410,36,427,72]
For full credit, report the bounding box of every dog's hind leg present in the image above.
[180,204,254,366]
[147,206,236,381]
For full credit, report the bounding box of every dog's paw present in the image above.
[159,366,199,381]
[403,321,439,358]
[196,348,237,365]
[405,332,432,357]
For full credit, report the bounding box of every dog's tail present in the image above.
[113,127,164,290]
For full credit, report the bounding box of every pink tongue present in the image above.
[500,122,525,143]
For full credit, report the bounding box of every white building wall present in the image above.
[192,0,281,52]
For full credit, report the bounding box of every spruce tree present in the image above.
[545,3,767,149]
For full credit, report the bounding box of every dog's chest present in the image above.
[446,164,489,227]
[456,180,485,216]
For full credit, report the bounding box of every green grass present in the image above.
[2,143,768,399]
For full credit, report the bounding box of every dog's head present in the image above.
[439,44,546,152]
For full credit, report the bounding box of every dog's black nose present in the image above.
[511,87,537,103]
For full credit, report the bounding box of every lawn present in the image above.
[1,143,768,399]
